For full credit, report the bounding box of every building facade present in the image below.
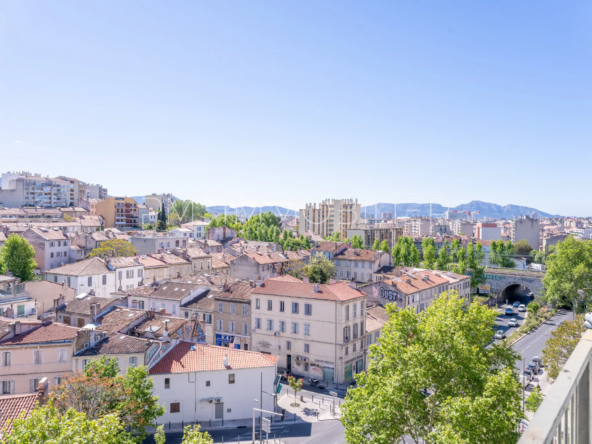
[298,199,361,240]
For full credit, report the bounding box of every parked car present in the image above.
[523,369,533,381]
[513,301,520,307]
[508,318,518,327]
[494,330,506,340]
[532,356,543,366]
[519,304,527,312]
[527,362,539,372]
[308,377,321,386]
[278,370,291,381]
[505,308,514,316]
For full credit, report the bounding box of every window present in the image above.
[360,302,364,316]
[345,346,349,356]
[353,342,357,352]
[343,326,351,342]
[267,300,273,311]
[33,350,43,365]
[304,343,310,353]
[57,349,67,363]
[30,378,40,393]
[230,303,236,314]
[266,319,274,331]
[206,381,210,387]
[292,302,299,314]
[102,275,107,285]
[54,377,62,386]
[304,304,312,316]
[170,402,180,413]
[345,305,350,321]
[218,302,224,313]
[1,352,11,367]
[361,261,365,268]
[279,321,286,333]
[216,319,224,331]
[88,277,92,286]
[360,273,365,281]
[279,301,285,312]
[129,357,137,367]
[304,323,310,336]
[81,359,88,370]
[205,314,212,324]
[336,260,341,266]
[353,304,357,319]
[291,322,299,334]
[242,304,248,316]
[255,299,260,309]
[242,322,249,335]
[185,311,189,319]
[286,341,292,351]
[50,252,54,258]
[360,321,364,335]
[164,378,170,389]
[118,271,123,280]
[255,318,262,329]
[172,305,177,315]
[138,269,143,278]
[228,321,235,333]
[354,261,358,268]
[228,374,235,384]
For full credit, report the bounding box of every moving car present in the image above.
[278,370,291,381]
[508,318,518,327]
[513,301,520,307]
[519,304,527,312]
[494,330,506,340]
[505,308,514,316]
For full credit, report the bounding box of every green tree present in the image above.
[181,424,213,444]
[207,214,243,234]
[142,223,154,230]
[154,425,166,444]
[392,237,421,267]
[372,239,381,250]
[89,239,137,260]
[423,245,437,270]
[287,376,303,407]
[543,315,586,382]
[2,400,134,444]
[351,235,364,249]
[0,234,37,281]
[514,239,533,256]
[328,231,341,242]
[466,244,486,289]
[527,302,541,316]
[170,200,207,224]
[525,387,544,414]
[305,253,336,284]
[379,240,390,254]
[341,291,521,444]
[242,212,281,242]
[156,209,167,232]
[51,356,164,443]
[543,236,592,310]
[436,245,451,271]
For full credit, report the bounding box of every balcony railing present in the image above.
[519,329,592,444]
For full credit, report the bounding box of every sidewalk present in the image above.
[278,393,342,423]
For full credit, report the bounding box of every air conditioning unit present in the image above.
[278,345,281,350]
[273,331,279,336]
[215,398,222,403]
[303,357,309,362]
[208,399,214,404]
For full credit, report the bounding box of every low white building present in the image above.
[45,258,116,297]
[181,221,209,239]
[149,342,277,425]
[107,257,145,291]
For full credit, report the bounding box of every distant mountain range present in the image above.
[362,201,559,219]
[203,201,560,219]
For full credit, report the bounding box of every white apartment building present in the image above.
[251,280,367,384]
[298,199,361,240]
[181,221,209,239]
[511,215,540,250]
[107,257,145,291]
[45,258,116,297]
[333,249,393,283]
[404,218,431,237]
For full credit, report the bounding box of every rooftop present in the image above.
[0,322,80,346]
[46,257,110,276]
[77,332,154,356]
[0,393,40,435]
[252,280,366,302]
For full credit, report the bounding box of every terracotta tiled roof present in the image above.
[96,308,148,334]
[77,332,154,356]
[382,269,449,295]
[366,303,389,333]
[47,257,110,276]
[59,296,121,316]
[239,253,276,265]
[136,256,167,268]
[252,280,366,301]
[311,242,349,253]
[0,322,80,346]
[334,248,382,262]
[181,247,211,259]
[149,282,200,301]
[268,275,302,283]
[26,227,69,240]
[148,253,191,266]
[0,393,39,434]
[215,281,255,301]
[108,257,141,268]
[112,285,156,297]
[149,342,278,375]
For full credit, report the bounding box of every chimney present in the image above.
[160,308,165,315]
[223,354,230,368]
[10,321,21,336]
[249,280,255,288]
[348,279,356,289]
[312,283,320,293]
[302,276,309,283]
[37,377,49,398]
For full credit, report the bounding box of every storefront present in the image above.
[215,334,240,349]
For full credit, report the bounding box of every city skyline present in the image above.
[1,1,590,215]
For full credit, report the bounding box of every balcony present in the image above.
[519,329,592,443]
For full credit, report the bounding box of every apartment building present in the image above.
[476,223,502,241]
[85,184,108,200]
[251,279,367,384]
[347,223,403,249]
[107,257,145,291]
[511,215,541,250]
[213,281,255,350]
[45,257,116,297]
[450,220,474,236]
[181,221,209,239]
[22,227,71,271]
[333,249,393,283]
[404,217,432,237]
[95,197,139,228]
[298,198,361,240]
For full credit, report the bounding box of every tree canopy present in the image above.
[543,315,586,381]
[0,234,37,281]
[391,237,420,267]
[513,239,533,256]
[305,252,336,284]
[341,291,522,444]
[89,239,137,260]
[207,214,243,233]
[543,236,592,310]
[279,230,311,251]
[170,200,207,224]
[242,212,281,242]
[351,235,364,249]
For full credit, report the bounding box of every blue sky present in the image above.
[1,1,590,215]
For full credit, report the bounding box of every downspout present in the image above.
[334,300,338,386]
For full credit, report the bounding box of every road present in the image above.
[493,289,533,342]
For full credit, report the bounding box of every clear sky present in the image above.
[1,1,590,215]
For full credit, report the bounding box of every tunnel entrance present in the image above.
[501,283,533,304]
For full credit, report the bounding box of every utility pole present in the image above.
[260,372,263,444]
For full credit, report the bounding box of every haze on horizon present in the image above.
[1,1,590,215]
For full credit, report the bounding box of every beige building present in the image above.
[213,281,255,350]
[347,223,403,249]
[95,197,139,228]
[299,198,361,240]
[251,279,367,384]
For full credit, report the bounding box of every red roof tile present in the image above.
[0,322,80,346]
[0,393,39,434]
[252,280,365,301]
[149,342,278,375]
